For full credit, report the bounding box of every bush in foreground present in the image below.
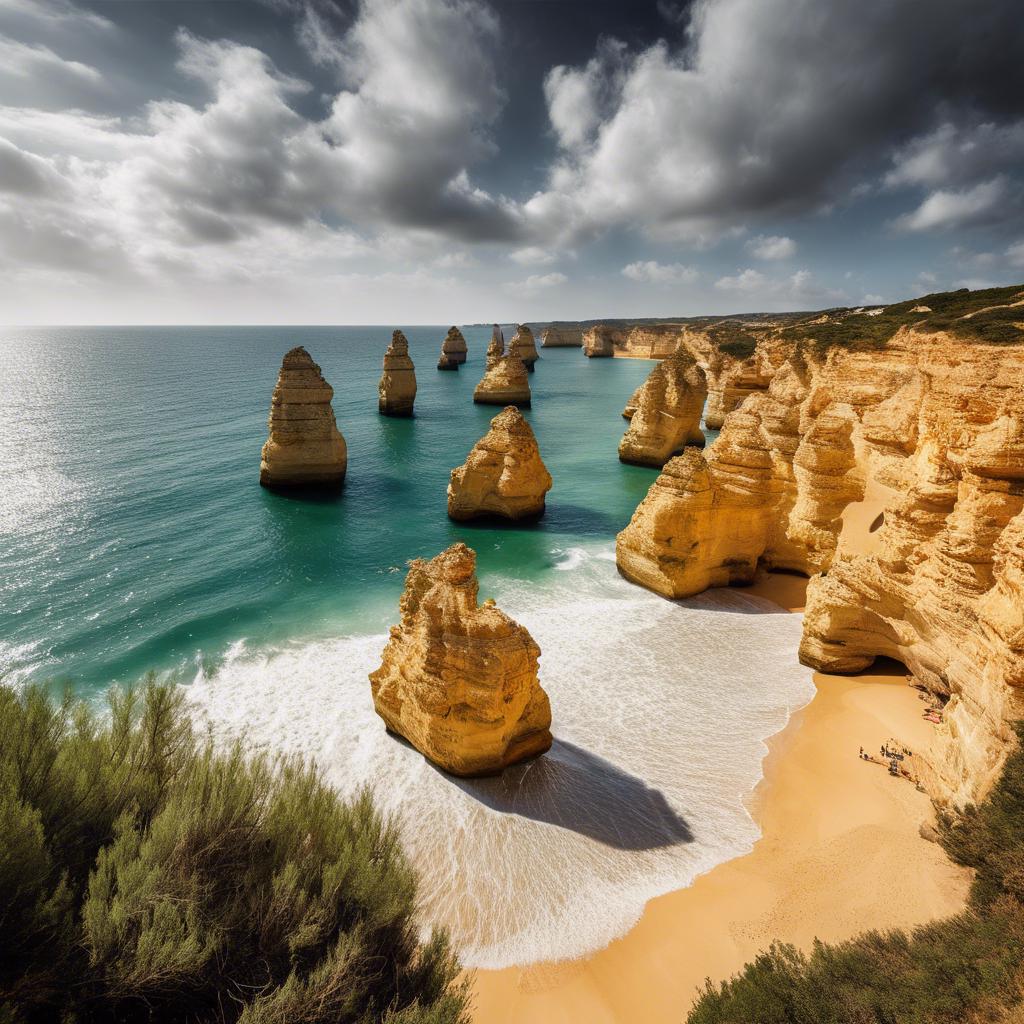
[688,723,1024,1024]
[0,683,469,1024]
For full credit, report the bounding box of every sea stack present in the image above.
[437,326,467,370]
[378,330,417,416]
[448,406,552,521]
[618,349,708,466]
[486,324,505,368]
[259,346,347,491]
[509,324,539,371]
[473,349,532,407]
[369,542,553,777]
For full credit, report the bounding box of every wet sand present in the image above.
[469,567,971,1024]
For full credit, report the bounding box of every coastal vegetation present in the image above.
[783,285,1024,351]
[0,682,468,1024]
[688,722,1024,1024]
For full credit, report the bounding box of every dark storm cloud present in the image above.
[529,0,1024,242]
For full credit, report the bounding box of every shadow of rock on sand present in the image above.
[448,738,693,851]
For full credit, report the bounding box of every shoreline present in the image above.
[468,570,972,1024]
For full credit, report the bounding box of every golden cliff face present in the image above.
[583,324,682,359]
[509,324,539,371]
[618,349,708,467]
[473,351,531,407]
[259,346,347,490]
[369,543,553,777]
[617,288,1024,807]
[448,406,552,521]
[378,330,417,416]
[437,326,467,370]
[541,326,583,348]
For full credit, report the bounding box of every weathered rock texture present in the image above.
[583,324,683,359]
[618,350,708,466]
[486,325,505,369]
[378,330,417,416]
[448,406,552,521]
[259,346,347,490]
[473,350,531,407]
[437,326,467,370]
[369,543,553,776]
[623,383,643,420]
[509,324,539,371]
[541,326,583,348]
[617,286,1024,809]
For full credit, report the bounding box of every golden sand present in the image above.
[470,527,971,1023]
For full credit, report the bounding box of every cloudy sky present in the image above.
[3,0,1024,324]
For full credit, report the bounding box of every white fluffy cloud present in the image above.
[622,260,698,284]
[745,234,796,260]
[505,272,567,295]
[714,268,766,293]
[894,178,1008,232]
[509,246,557,266]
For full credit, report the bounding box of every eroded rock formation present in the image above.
[509,324,539,371]
[623,383,643,420]
[486,325,505,368]
[473,349,531,407]
[369,543,553,776]
[583,324,682,359]
[617,289,1024,809]
[437,326,467,370]
[541,326,583,348]
[448,406,552,521]
[618,350,708,466]
[259,346,347,490]
[378,330,417,416]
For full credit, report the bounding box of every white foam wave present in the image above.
[183,544,814,968]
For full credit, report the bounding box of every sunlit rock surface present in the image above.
[448,406,552,521]
[473,349,532,407]
[618,297,1024,808]
[541,326,583,347]
[369,542,553,777]
[378,330,417,416]
[437,326,468,370]
[509,324,539,371]
[618,349,708,466]
[259,346,347,490]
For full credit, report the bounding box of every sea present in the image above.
[0,325,815,967]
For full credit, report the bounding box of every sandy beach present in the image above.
[469,567,972,1024]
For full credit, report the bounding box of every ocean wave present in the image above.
[183,544,815,968]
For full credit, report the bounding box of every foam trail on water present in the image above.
[184,544,814,968]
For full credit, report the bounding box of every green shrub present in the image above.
[688,723,1024,1024]
[0,683,468,1024]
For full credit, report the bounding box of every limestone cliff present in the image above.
[378,330,417,416]
[509,324,539,371]
[437,326,467,370]
[259,346,347,490]
[583,324,682,359]
[369,543,553,776]
[617,285,1024,809]
[473,350,531,407]
[618,349,708,466]
[486,325,505,369]
[623,383,643,420]
[448,406,552,521]
[541,326,583,348]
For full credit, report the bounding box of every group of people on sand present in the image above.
[858,740,920,784]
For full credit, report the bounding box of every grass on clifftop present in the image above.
[0,682,469,1024]
[784,284,1024,352]
[687,721,1024,1024]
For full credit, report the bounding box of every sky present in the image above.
[2,0,1024,325]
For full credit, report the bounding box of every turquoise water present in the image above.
[0,326,658,691]
[0,326,809,967]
